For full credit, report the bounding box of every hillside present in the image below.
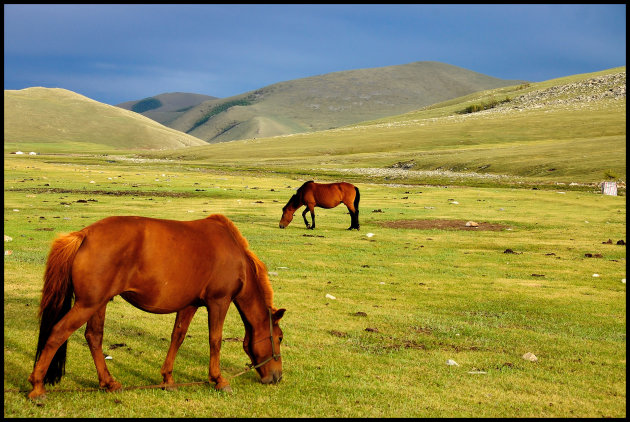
[116,92,218,126]
[151,61,526,143]
[4,87,207,152]
[149,67,626,187]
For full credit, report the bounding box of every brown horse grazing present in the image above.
[279,181,360,230]
[27,214,285,400]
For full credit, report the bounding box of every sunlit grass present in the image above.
[4,155,625,417]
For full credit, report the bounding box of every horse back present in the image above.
[304,181,356,208]
[71,215,248,312]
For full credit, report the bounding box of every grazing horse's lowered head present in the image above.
[279,195,299,229]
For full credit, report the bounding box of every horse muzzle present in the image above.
[261,370,283,385]
[278,224,285,229]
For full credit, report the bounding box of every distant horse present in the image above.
[279,181,360,230]
[27,214,285,400]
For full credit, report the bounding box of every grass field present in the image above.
[3,153,625,417]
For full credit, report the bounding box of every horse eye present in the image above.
[279,337,283,344]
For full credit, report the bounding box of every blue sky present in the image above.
[4,4,626,105]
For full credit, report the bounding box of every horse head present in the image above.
[279,195,298,228]
[243,308,286,384]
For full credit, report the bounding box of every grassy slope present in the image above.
[150,67,625,186]
[4,88,207,152]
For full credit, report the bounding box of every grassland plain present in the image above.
[4,154,626,418]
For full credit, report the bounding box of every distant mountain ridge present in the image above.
[119,61,527,143]
[116,92,218,126]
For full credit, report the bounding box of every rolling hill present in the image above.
[116,92,218,126]
[149,66,625,186]
[127,61,527,143]
[4,87,207,152]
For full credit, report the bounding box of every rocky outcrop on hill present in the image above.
[498,71,625,112]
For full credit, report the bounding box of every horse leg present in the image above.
[84,304,121,392]
[28,303,101,400]
[206,299,232,392]
[302,204,315,229]
[160,305,198,389]
[301,208,311,229]
[345,204,360,230]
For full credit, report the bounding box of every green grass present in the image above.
[4,154,625,417]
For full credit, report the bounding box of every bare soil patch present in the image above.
[379,219,510,231]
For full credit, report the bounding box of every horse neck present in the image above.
[234,266,270,330]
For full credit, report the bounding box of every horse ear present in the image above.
[273,308,286,321]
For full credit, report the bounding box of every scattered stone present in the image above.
[4,235,12,242]
[352,311,368,317]
[325,294,336,300]
[446,359,459,366]
[592,274,600,278]
[465,221,479,227]
[365,327,379,333]
[366,233,374,238]
[522,352,538,362]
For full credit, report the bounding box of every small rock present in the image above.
[325,294,336,300]
[446,359,459,366]
[365,327,379,333]
[465,221,479,227]
[366,233,374,238]
[4,235,12,242]
[592,274,600,278]
[268,271,279,276]
[522,352,538,362]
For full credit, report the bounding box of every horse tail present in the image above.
[353,186,360,211]
[35,230,86,385]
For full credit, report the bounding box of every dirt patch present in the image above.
[379,219,510,231]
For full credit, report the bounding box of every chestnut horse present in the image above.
[279,181,360,230]
[28,214,285,400]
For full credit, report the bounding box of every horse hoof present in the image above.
[27,391,46,402]
[216,384,233,394]
[105,381,122,392]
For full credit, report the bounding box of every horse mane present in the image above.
[284,181,314,210]
[206,214,274,309]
